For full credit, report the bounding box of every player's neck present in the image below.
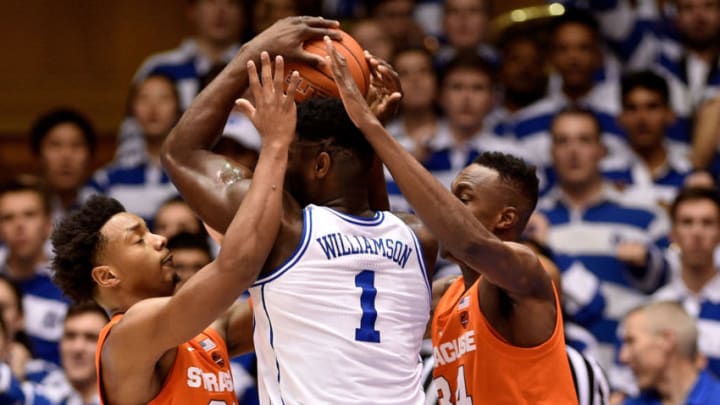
[321,193,373,217]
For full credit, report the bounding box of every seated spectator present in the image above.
[38,303,108,405]
[654,187,720,377]
[619,301,720,405]
[484,28,549,141]
[0,314,53,405]
[369,0,426,50]
[116,0,245,165]
[430,52,521,190]
[29,109,97,222]
[0,177,69,365]
[510,9,630,188]
[581,0,720,133]
[153,196,203,239]
[0,275,31,381]
[532,107,671,382]
[435,0,495,66]
[167,232,212,292]
[384,47,441,211]
[89,74,180,227]
[609,71,699,208]
[347,18,395,62]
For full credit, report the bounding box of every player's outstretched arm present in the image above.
[161,16,341,234]
[324,37,548,298]
[111,54,299,368]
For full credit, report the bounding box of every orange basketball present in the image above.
[284,30,370,102]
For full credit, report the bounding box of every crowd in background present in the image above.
[2,0,720,404]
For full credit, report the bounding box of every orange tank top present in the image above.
[96,314,238,405]
[431,277,578,405]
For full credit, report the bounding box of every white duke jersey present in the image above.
[249,204,431,405]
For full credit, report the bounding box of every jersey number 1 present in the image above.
[355,270,381,343]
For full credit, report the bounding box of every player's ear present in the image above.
[497,206,519,230]
[92,266,120,288]
[314,151,331,179]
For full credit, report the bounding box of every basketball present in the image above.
[284,30,370,102]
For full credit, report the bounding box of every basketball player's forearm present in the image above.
[360,121,500,252]
[163,50,254,159]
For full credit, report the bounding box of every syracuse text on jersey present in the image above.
[434,330,477,366]
[315,232,414,268]
[186,367,234,393]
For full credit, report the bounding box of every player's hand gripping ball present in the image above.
[284,30,370,101]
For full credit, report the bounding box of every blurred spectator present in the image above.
[89,74,180,226]
[436,0,495,66]
[502,11,630,193]
[29,109,97,223]
[369,0,426,50]
[532,107,671,382]
[0,275,31,380]
[484,29,549,145]
[167,232,212,292]
[153,196,203,239]
[619,301,720,404]
[38,303,108,405]
[0,314,54,405]
[429,52,521,190]
[580,0,720,145]
[117,0,245,165]
[347,19,395,62]
[0,177,69,365]
[654,187,720,377]
[384,47,440,211]
[608,71,697,208]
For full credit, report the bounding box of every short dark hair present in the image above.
[30,109,97,156]
[472,151,539,226]
[440,51,496,86]
[670,187,720,221]
[64,301,109,324]
[296,98,374,171]
[621,70,670,106]
[167,231,213,260]
[0,176,52,217]
[51,195,126,303]
[550,8,600,41]
[551,105,603,140]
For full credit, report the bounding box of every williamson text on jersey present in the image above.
[315,233,413,268]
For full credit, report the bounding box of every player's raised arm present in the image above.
[113,53,299,367]
[161,16,341,233]
[324,37,548,298]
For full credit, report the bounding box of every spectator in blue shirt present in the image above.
[620,300,720,405]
